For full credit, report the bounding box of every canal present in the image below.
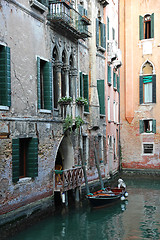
[8,176,160,240]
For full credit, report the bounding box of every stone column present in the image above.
[63,64,70,97]
[70,68,78,119]
[54,60,63,104]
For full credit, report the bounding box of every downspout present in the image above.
[118,0,121,172]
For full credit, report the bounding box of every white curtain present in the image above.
[144,82,152,103]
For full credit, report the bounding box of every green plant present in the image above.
[75,115,84,129]
[76,97,88,105]
[58,96,73,104]
[63,115,73,132]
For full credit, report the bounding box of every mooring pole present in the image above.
[94,139,104,189]
[80,148,90,194]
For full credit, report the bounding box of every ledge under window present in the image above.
[30,0,48,13]
[39,109,51,114]
[0,106,9,111]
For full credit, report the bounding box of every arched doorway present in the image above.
[55,134,74,170]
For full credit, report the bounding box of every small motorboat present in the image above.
[86,179,128,208]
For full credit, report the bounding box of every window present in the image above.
[79,72,89,112]
[0,45,11,107]
[117,74,120,93]
[139,75,156,104]
[107,17,109,40]
[112,28,115,40]
[143,143,154,155]
[96,19,106,50]
[139,13,154,40]
[108,64,111,85]
[108,97,110,121]
[97,79,105,115]
[139,119,156,133]
[12,138,38,182]
[113,101,115,122]
[113,72,117,89]
[37,57,52,110]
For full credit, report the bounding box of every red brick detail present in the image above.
[122,162,160,169]
[0,190,53,215]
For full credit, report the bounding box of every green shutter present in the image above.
[102,23,106,49]
[107,17,109,40]
[37,57,41,109]
[139,76,143,104]
[97,80,105,115]
[139,15,144,40]
[12,139,20,183]
[108,65,111,84]
[80,72,83,97]
[27,138,38,178]
[117,75,120,93]
[83,74,89,112]
[0,46,11,107]
[151,13,154,38]
[139,120,144,134]
[152,74,156,103]
[113,72,116,88]
[152,119,156,133]
[43,61,52,110]
[96,19,99,47]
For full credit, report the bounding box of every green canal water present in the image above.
[9,177,160,240]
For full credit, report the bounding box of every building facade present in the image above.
[120,0,160,170]
[0,0,121,225]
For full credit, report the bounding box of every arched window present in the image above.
[139,13,154,40]
[139,61,156,104]
[61,50,67,97]
[53,46,59,108]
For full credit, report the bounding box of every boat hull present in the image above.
[86,187,126,208]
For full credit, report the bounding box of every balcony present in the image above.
[54,167,84,192]
[107,40,122,69]
[47,1,91,39]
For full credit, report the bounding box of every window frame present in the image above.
[80,72,89,113]
[139,74,156,104]
[96,18,106,50]
[142,142,154,155]
[0,45,11,108]
[139,13,154,40]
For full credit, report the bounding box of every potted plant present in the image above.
[58,96,73,105]
[63,115,73,132]
[75,115,84,129]
[76,97,88,106]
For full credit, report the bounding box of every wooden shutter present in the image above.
[139,76,143,104]
[108,65,111,84]
[43,61,52,110]
[152,119,156,133]
[151,13,154,38]
[139,15,144,40]
[139,120,144,133]
[97,80,105,115]
[113,72,116,88]
[0,46,11,107]
[37,57,41,109]
[102,23,106,49]
[80,72,83,97]
[96,19,99,47]
[83,74,89,112]
[107,17,109,40]
[152,74,156,103]
[117,75,120,93]
[27,138,38,178]
[12,139,20,182]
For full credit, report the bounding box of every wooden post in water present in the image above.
[80,148,90,194]
[94,139,104,189]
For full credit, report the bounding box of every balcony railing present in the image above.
[54,167,84,192]
[47,1,91,39]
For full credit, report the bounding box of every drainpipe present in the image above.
[118,0,121,172]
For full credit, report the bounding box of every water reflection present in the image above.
[10,177,160,240]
